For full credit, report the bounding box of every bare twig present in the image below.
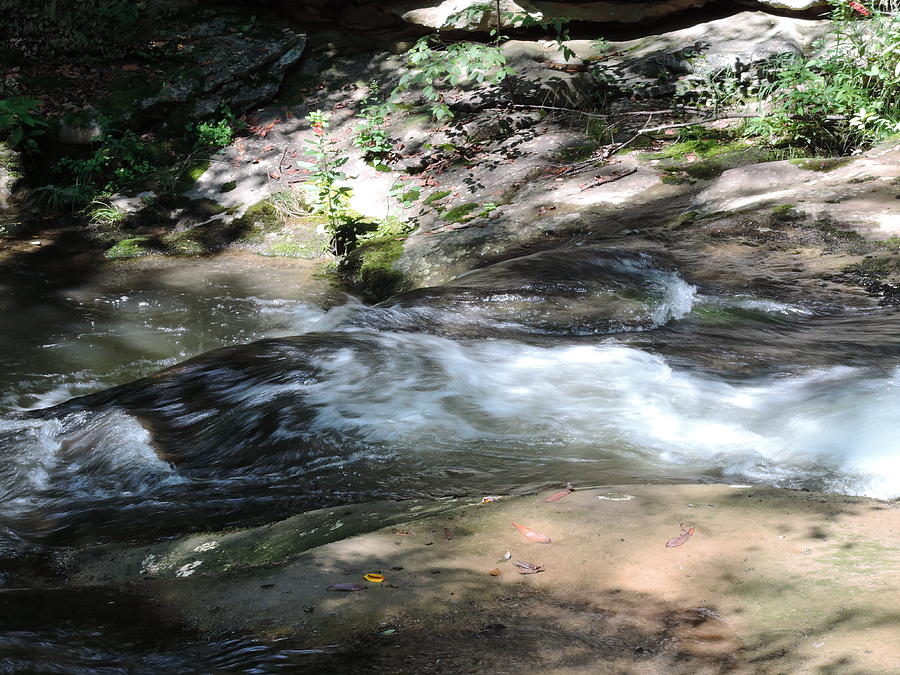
[579,167,637,191]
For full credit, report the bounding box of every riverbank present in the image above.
[61,484,899,673]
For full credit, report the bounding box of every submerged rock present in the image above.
[368,247,697,336]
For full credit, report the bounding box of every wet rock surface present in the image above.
[61,485,900,673]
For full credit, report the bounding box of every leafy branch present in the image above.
[392,0,575,121]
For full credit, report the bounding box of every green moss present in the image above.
[399,188,421,205]
[844,256,900,278]
[161,231,205,256]
[668,211,699,229]
[647,136,746,162]
[237,200,282,238]
[220,180,237,193]
[877,236,900,250]
[441,202,478,223]
[172,159,211,193]
[820,541,900,575]
[104,236,155,259]
[790,157,852,172]
[341,236,405,301]
[424,189,452,206]
[264,240,314,257]
[682,160,727,180]
[187,162,210,182]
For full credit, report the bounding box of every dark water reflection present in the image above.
[0,588,333,674]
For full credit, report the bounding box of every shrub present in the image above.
[749,0,900,154]
[0,96,47,152]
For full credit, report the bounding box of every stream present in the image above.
[1,245,898,671]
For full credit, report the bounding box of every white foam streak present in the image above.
[304,335,900,499]
[0,410,181,503]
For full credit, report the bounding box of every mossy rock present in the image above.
[660,147,777,183]
[844,256,900,279]
[105,236,157,259]
[242,200,281,228]
[233,200,287,245]
[790,157,852,172]
[262,239,316,257]
[340,237,406,301]
[646,135,746,162]
[441,202,479,223]
[161,231,206,256]
[424,189,452,206]
[173,160,212,193]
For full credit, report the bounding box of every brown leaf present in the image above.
[513,561,544,574]
[121,64,140,72]
[666,525,694,548]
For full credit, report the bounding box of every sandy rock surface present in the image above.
[67,484,900,673]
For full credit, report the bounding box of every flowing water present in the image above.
[2,245,899,670]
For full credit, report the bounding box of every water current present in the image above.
[1,245,898,670]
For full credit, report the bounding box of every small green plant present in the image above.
[353,82,393,168]
[0,96,48,152]
[299,110,353,247]
[29,183,95,211]
[193,118,234,149]
[184,109,242,151]
[87,199,125,226]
